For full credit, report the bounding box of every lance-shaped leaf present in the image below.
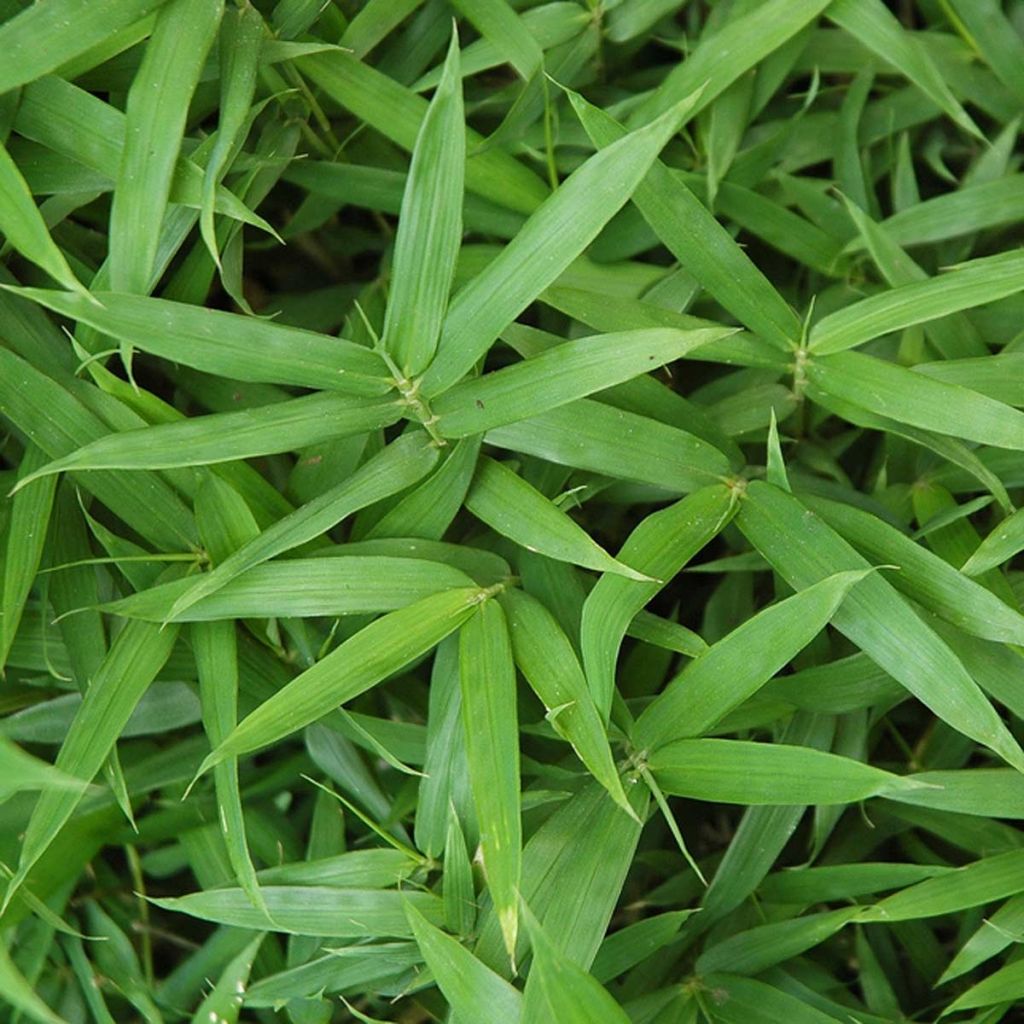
[696,908,861,977]
[200,1,264,268]
[193,618,264,913]
[856,850,1024,923]
[828,0,981,138]
[945,958,1024,1016]
[520,902,631,1024]
[151,886,443,937]
[1,444,57,670]
[486,399,734,493]
[434,326,736,437]
[0,738,89,803]
[190,933,263,1024]
[384,30,464,377]
[808,251,1024,355]
[164,432,439,621]
[197,587,482,772]
[459,599,521,960]
[627,0,831,125]
[108,0,223,295]
[0,942,66,1024]
[6,287,392,395]
[649,738,926,805]
[421,90,704,396]
[961,507,1024,577]
[806,495,1024,645]
[634,569,873,751]
[6,618,180,905]
[807,350,1024,450]
[405,902,523,1024]
[14,392,403,480]
[581,484,735,719]
[0,142,87,295]
[0,0,169,95]
[104,556,474,621]
[500,588,630,814]
[465,457,648,580]
[568,89,801,351]
[736,481,1024,770]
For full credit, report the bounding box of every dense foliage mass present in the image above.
[3,0,1024,1020]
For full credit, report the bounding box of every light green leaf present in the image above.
[737,481,1024,770]
[14,392,403,478]
[405,902,522,1024]
[108,0,223,294]
[633,569,873,750]
[465,457,649,580]
[0,0,168,95]
[421,89,705,396]
[383,30,464,377]
[569,90,801,351]
[163,431,439,621]
[650,738,924,804]
[808,251,1024,354]
[961,507,1024,577]
[521,902,631,1024]
[807,349,1024,450]
[486,399,734,493]
[501,588,630,814]
[4,288,392,395]
[151,886,443,937]
[581,484,735,718]
[459,598,521,960]
[198,587,482,771]
[435,326,736,437]
[190,933,263,1024]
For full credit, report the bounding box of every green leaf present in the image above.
[808,251,1024,354]
[885,769,1024,819]
[108,0,223,295]
[6,618,180,905]
[405,902,523,1024]
[570,91,801,351]
[465,457,648,581]
[105,556,473,622]
[856,850,1024,923]
[581,484,735,719]
[0,141,87,295]
[0,444,57,670]
[945,958,1024,1015]
[14,392,403,478]
[200,1,264,269]
[701,974,846,1024]
[434,326,736,437]
[448,0,542,79]
[0,943,66,1024]
[628,0,832,126]
[649,738,924,804]
[383,30,464,377]
[459,598,521,960]
[521,902,632,1024]
[828,0,981,138]
[808,349,1024,450]
[151,886,443,937]
[961,507,1024,577]
[190,933,263,1024]
[500,587,630,814]
[198,587,482,771]
[696,908,861,976]
[0,0,168,95]
[806,495,1024,645]
[486,399,734,493]
[0,737,88,803]
[633,569,873,751]
[736,481,1024,770]
[6,287,392,395]
[163,431,439,621]
[421,89,705,396]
